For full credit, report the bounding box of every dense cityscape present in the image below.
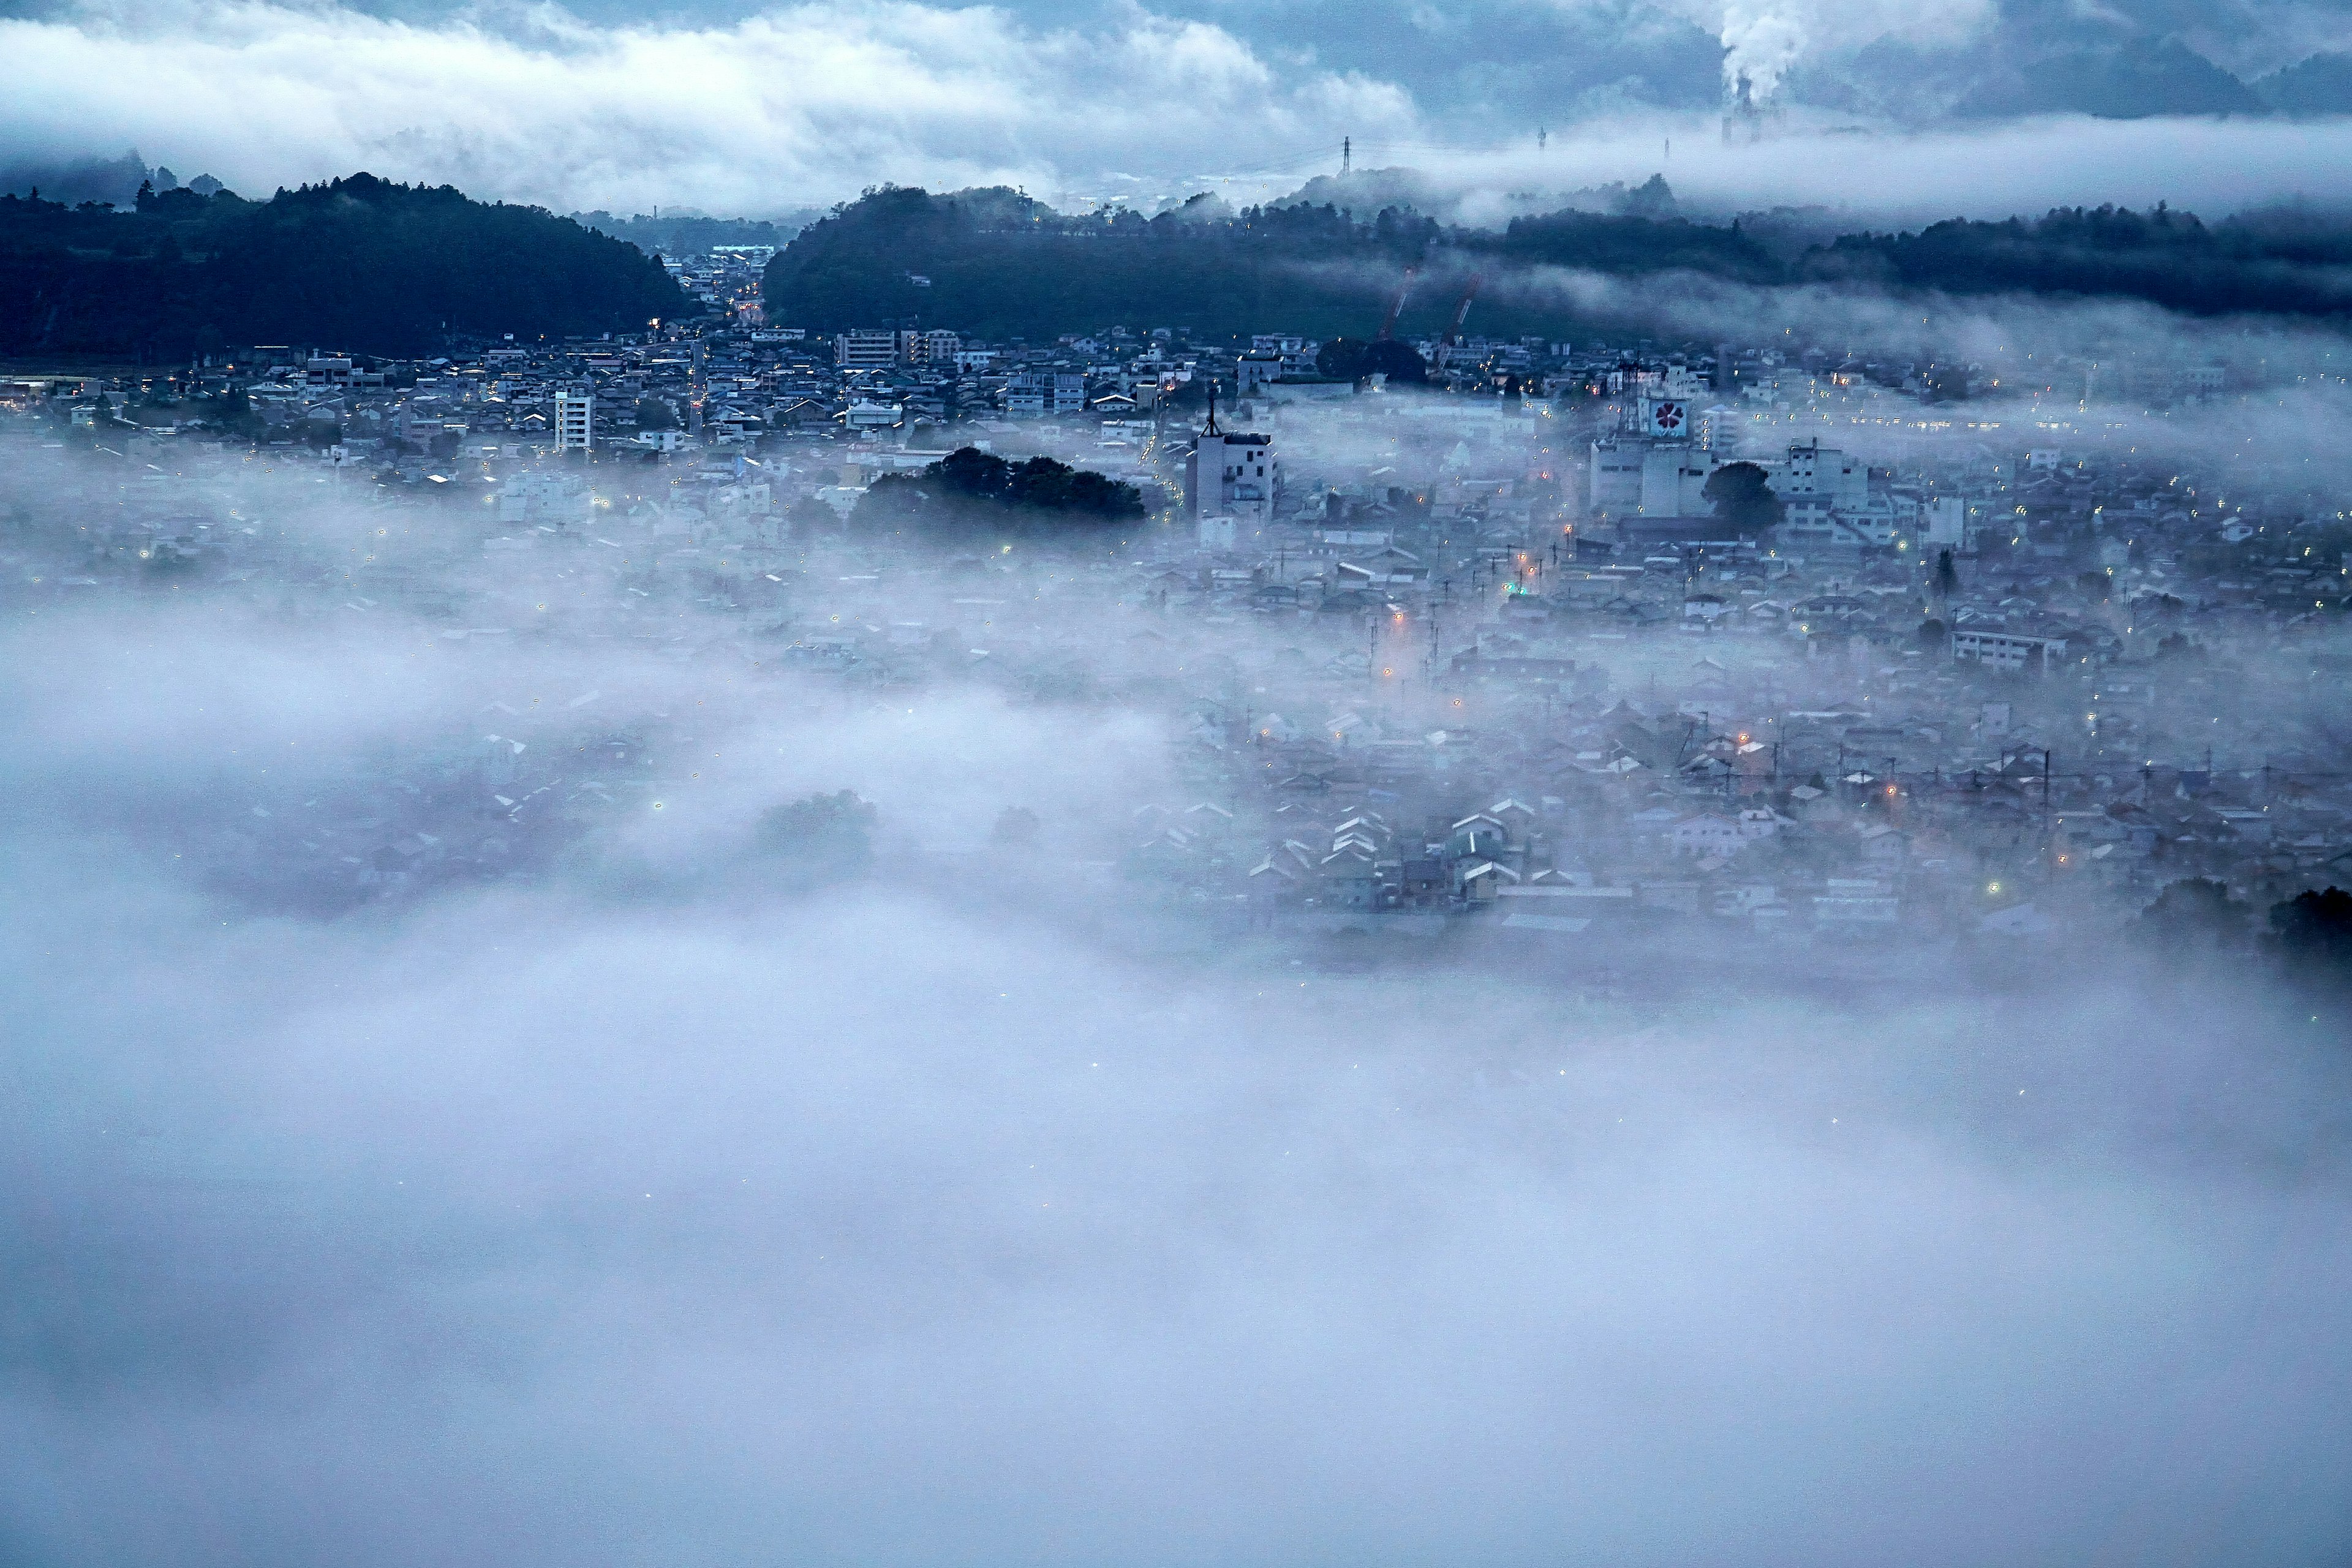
[9,260,2352,963]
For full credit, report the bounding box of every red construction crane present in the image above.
[1376,266,1419,342]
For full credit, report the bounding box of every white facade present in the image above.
[1698,403,1741,453]
[1589,438,1645,513]
[1641,443,1715,518]
[1188,431,1275,528]
[1924,495,1967,546]
[834,330,898,370]
[554,391,593,452]
[1770,440,1866,510]
[1953,628,2065,673]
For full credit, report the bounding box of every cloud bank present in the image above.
[12,0,2352,219]
[2,442,2351,1564]
[0,0,1413,214]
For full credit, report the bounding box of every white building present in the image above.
[1698,403,1741,454]
[554,390,593,453]
[1924,495,1967,546]
[1770,440,1866,510]
[1187,426,1276,529]
[1588,437,1715,517]
[835,330,899,370]
[1953,628,2066,673]
[901,329,962,365]
[1641,443,1714,517]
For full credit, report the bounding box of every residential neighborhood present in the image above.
[6,274,2350,959]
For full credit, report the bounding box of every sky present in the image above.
[7,0,2352,217]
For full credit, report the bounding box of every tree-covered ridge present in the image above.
[0,173,694,360]
[1812,203,2352,317]
[763,186,1444,341]
[763,184,2352,340]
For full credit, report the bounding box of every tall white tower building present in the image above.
[554,390,594,453]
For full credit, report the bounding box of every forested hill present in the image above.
[761,184,2352,340]
[0,174,694,361]
[759,185,1774,342]
[1811,204,2352,318]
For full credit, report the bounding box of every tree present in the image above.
[788,495,842,534]
[855,447,1143,533]
[2136,877,2247,947]
[1934,547,1961,598]
[1702,461,1784,533]
[758,790,876,883]
[2269,886,2352,981]
[633,397,677,430]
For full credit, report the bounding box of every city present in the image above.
[9,14,2352,1558]
[9,271,2350,962]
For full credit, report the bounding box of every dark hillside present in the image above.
[0,173,693,360]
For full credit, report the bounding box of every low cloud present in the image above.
[2,439,2351,1562]
[0,0,1413,214]
[15,1,2352,220]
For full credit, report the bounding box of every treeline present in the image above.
[764,186,1444,342]
[568,209,808,259]
[853,447,1145,534]
[0,174,693,360]
[1813,203,2352,317]
[761,184,2352,341]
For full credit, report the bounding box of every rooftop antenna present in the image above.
[1203,378,1220,436]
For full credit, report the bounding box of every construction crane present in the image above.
[1375,266,1419,342]
[1434,273,1484,369]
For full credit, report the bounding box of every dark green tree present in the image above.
[1702,461,1784,533]
[2269,887,2352,980]
[758,790,876,882]
[2136,877,2247,946]
[1935,547,1961,598]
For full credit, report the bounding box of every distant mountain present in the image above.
[1956,36,2266,119]
[567,208,818,258]
[2255,51,2352,116]
[0,149,155,208]
[0,173,694,360]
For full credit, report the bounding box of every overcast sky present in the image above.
[7,0,2352,216]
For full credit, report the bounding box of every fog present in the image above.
[5,398,2352,1565]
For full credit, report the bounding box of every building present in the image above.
[900,329,962,366]
[553,390,593,452]
[1005,371,1087,419]
[1770,439,1866,510]
[835,330,899,371]
[1187,411,1276,530]
[1698,403,1741,454]
[1953,628,2067,673]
